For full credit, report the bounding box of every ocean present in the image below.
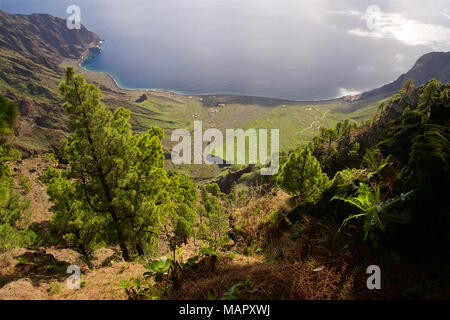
[1,0,449,100]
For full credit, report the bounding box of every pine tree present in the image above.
[41,166,106,266]
[165,170,198,247]
[276,147,329,200]
[400,78,415,95]
[44,68,171,261]
[196,187,230,250]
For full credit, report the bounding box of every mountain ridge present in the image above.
[0,9,100,155]
[0,10,99,63]
[361,51,450,100]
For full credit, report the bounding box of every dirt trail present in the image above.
[297,107,329,134]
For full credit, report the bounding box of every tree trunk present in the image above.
[119,241,130,261]
[136,242,144,256]
[109,210,130,261]
[98,174,130,261]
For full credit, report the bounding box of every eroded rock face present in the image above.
[218,165,253,194]
[0,10,100,156]
[0,10,100,62]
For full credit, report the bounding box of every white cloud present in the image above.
[443,11,450,20]
[326,9,360,17]
[338,88,360,97]
[333,9,450,51]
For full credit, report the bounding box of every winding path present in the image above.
[297,107,329,134]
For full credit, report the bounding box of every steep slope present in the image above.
[0,10,99,63]
[0,10,100,155]
[361,51,450,100]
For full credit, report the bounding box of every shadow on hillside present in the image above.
[165,245,450,300]
[0,249,71,289]
[166,210,450,300]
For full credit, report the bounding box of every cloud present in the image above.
[337,88,360,97]
[326,9,360,17]
[333,9,450,51]
[443,10,450,20]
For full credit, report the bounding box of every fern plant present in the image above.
[332,183,414,243]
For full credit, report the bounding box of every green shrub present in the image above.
[119,278,161,300]
[0,224,36,253]
[276,147,329,201]
[0,95,18,136]
[361,148,391,179]
[0,186,30,227]
[17,175,32,193]
[48,282,62,296]
[180,255,199,268]
[143,256,172,282]
[206,183,222,197]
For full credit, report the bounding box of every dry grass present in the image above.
[164,190,449,300]
[232,188,293,253]
[54,262,147,300]
[166,214,449,300]
[0,247,72,300]
[0,246,147,300]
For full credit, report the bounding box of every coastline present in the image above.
[76,41,347,104]
[78,41,126,92]
[77,41,190,97]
